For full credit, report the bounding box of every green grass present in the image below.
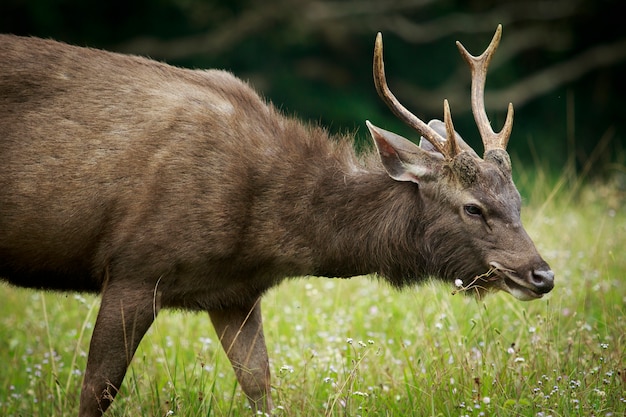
[1,175,624,416]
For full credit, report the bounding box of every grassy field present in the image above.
[0,173,624,417]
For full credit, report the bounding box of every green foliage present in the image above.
[0,179,624,416]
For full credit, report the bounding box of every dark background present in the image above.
[2,0,624,180]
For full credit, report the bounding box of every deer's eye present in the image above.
[464,204,483,217]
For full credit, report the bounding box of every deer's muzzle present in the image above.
[489,262,554,301]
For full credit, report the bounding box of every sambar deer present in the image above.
[0,25,553,416]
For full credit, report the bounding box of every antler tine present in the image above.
[456,24,514,153]
[443,99,460,157]
[373,32,457,159]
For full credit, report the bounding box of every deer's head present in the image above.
[367,25,554,300]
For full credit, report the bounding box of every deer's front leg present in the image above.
[209,299,273,413]
[79,281,157,417]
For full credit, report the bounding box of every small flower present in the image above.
[454,279,464,288]
[594,389,606,397]
[199,337,212,346]
[483,397,491,405]
[279,365,294,374]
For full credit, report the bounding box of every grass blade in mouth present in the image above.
[451,267,498,295]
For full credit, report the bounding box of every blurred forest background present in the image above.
[1,0,625,181]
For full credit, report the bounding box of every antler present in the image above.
[456,24,514,153]
[373,32,459,160]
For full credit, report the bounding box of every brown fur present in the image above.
[0,34,552,416]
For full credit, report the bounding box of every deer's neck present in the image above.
[303,163,429,285]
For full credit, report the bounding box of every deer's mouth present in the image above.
[488,262,543,301]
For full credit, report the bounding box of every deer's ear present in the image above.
[366,121,442,184]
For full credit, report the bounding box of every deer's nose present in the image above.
[530,268,554,293]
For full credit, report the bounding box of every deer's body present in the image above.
[1,36,375,297]
[0,29,553,416]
